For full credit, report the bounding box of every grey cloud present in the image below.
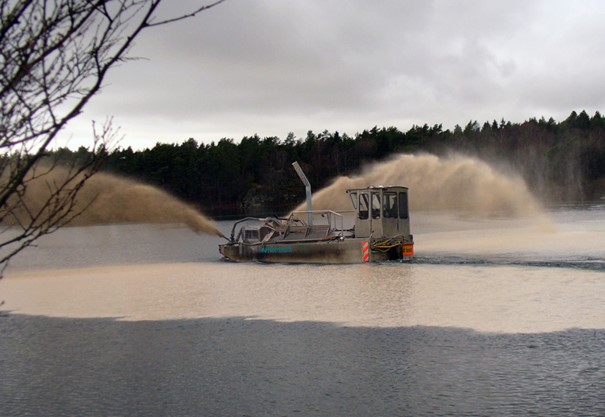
[65,0,605,148]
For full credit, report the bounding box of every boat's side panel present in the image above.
[219,239,393,264]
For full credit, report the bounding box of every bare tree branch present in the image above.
[0,0,225,272]
[146,0,227,27]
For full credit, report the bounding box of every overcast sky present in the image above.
[59,0,605,150]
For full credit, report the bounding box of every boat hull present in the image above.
[219,238,412,264]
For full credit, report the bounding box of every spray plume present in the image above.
[7,168,225,237]
[298,154,543,217]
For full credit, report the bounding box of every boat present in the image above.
[218,163,414,264]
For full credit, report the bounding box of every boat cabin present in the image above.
[346,186,410,238]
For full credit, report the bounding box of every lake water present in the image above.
[1,204,605,416]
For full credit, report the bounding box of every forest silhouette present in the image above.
[52,110,605,218]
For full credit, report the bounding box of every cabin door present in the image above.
[370,191,383,237]
[382,191,398,237]
[355,191,371,237]
[398,191,410,236]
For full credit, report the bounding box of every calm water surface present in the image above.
[1,205,605,416]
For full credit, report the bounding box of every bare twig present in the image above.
[0,0,226,270]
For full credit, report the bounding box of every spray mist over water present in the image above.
[296,154,562,262]
[299,154,544,217]
[12,169,225,237]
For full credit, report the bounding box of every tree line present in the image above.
[52,110,605,217]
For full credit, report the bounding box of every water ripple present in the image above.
[2,315,604,416]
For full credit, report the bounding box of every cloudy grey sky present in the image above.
[60,0,605,149]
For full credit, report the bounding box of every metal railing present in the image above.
[289,210,354,238]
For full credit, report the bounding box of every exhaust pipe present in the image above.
[292,161,313,225]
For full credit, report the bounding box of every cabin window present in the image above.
[399,191,409,219]
[383,192,397,218]
[358,193,369,219]
[371,192,381,219]
[349,192,358,210]
[244,229,259,242]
